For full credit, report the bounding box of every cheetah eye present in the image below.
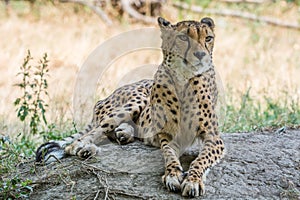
[178,35,189,41]
[205,36,214,43]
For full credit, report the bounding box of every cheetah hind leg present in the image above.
[114,122,135,145]
[36,122,135,163]
[106,122,135,145]
[69,122,136,159]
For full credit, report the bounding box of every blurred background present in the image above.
[0,0,300,138]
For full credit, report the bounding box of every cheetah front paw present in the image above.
[76,144,98,159]
[181,177,205,197]
[115,123,135,145]
[162,166,186,193]
[65,141,99,159]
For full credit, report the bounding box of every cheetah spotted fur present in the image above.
[36,17,225,197]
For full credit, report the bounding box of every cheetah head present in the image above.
[158,17,215,76]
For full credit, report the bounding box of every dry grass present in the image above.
[0,1,299,135]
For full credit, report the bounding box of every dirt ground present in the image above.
[15,130,300,199]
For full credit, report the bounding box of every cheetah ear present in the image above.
[200,17,215,28]
[158,17,171,28]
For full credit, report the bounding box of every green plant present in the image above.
[0,133,37,199]
[0,135,36,174]
[41,122,78,142]
[0,175,33,199]
[220,88,300,133]
[14,50,49,135]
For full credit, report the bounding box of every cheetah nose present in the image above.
[194,51,206,60]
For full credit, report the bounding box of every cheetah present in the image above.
[36,17,225,197]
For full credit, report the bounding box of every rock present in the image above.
[17,130,300,199]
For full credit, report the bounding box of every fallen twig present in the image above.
[89,168,147,199]
[172,2,300,30]
[109,189,149,199]
[104,177,109,200]
[78,160,131,175]
[90,169,109,200]
[79,161,112,174]
[93,190,101,200]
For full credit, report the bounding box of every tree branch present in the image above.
[172,2,300,30]
[120,0,156,24]
[60,0,113,26]
[219,0,266,3]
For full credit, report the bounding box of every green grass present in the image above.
[0,134,35,199]
[0,120,77,199]
[221,88,300,132]
[0,174,33,199]
[0,122,76,172]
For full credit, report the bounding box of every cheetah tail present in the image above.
[35,124,93,164]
